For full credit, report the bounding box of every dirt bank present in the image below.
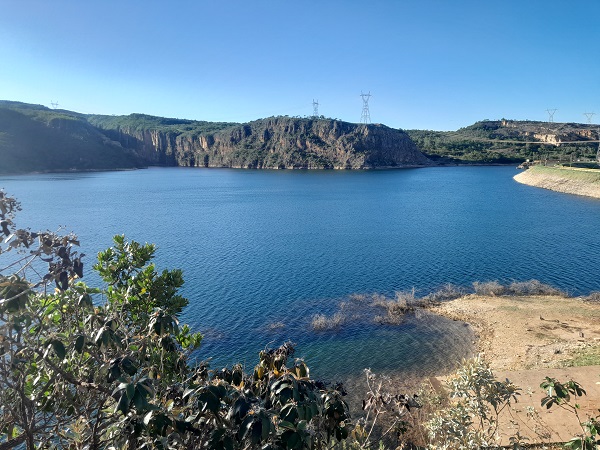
[514,165,600,199]
[431,294,600,445]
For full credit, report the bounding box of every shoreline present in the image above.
[429,294,600,445]
[429,294,600,371]
[0,162,521,177]
[514,165,600,199]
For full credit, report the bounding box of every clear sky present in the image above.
[1,0,599,130]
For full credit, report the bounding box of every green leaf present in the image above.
[51,340,66,360]
[116,393,129,415]
[198,390,220,414]
[74,335,85,353]
[279,420,295,430]
[133,389,148,410]
[126,383,136,400]
[261,416,271,441]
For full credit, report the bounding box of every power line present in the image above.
[546,109,557,123]
[583,112,596,124]
[312,99,319,118]
[360,91,371,124]
[50,100,59,109]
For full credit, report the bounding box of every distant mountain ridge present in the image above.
[407,119,600,164]
[3,100,598,175]
[0,101,430,174]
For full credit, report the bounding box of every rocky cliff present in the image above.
[90,116,431,169]
[1,101,431,173]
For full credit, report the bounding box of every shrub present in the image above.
[584,291,600,303]
[423,284,466,304]
[0,192,352,450]
[506,279,566,296]
[426,356,521,450]
[472,280,505,296]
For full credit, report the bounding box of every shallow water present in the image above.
[2,166,599,379]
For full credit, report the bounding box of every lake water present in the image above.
[2,166,600,381]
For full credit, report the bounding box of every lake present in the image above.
[2,166,600,380]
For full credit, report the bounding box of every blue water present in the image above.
[2,166,600,379]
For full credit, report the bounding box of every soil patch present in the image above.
[431,295,600,445]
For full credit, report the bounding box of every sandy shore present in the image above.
[431,294,600,370]
[431,294,600,445]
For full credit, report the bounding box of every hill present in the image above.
[0,101,432,173]
[0,101,143,174]
[407,119,600,164]
[5,100,599,173]
[90,114,430,169]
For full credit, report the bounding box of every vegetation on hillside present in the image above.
[408,120,600,165]
[87,113,238,136]
[0,102,142,174]
[3,99,600,171]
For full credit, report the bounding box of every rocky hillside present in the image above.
[0,101,431,174]
[0,101,143,174]
[90,115,431,169]
[408,119,600,164]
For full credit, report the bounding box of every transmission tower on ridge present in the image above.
[360,91,372,124]
[50,100,59,109]
[312,99,319,118]
[546,109,557,123]
[583,112,595,124]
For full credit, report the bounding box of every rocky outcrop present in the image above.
[495,120,599,146]
[94,117,431,169]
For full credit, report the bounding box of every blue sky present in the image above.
[1,0,598,130]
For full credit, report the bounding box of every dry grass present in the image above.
[506,279,567,297]
[372,290,416,324]
[584,291,600,303]
[473,280,505,296]
[422,283,466,304]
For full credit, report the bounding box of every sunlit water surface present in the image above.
[2,166,600,381]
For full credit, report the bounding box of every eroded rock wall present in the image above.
[95,117,431,169]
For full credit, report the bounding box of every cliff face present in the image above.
[95,117,431,169]
[490,120,599,146]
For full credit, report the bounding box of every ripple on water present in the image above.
[2,167,600,380]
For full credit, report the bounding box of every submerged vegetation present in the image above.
[309,280,569,334]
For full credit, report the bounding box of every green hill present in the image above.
[3,100,597,173]
[407,119,600,164]
[0,101,142,174]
